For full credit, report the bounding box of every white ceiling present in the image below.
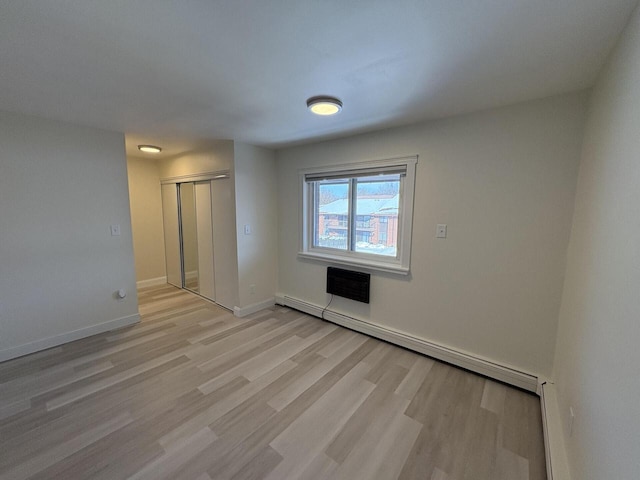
[0,1,637,156]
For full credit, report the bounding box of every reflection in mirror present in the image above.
[179,183,199,293]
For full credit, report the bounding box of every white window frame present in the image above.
[299,155,417,275]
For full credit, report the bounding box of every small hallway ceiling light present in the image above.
[138,144,162,154]
[306,96,343,116]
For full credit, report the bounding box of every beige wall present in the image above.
[0,111,138,361]
[127,156,166,284]
[234,142,278,309]
[276,92,587,377]
[159,141,234,179]
[552,6,640,479]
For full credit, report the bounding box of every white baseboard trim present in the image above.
[234,297,276,318]
[0,314,140,363]
[276,294,539,392]
[540,381,572,480]
[136,276,167,289]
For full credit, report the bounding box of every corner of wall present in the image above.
[233,142,278,309]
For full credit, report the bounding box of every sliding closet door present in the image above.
[160,175,237,309]
[211,178,238,310]
[161,183,181,287]
[195,182,215,300]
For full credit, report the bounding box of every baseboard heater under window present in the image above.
[326,267,370,304]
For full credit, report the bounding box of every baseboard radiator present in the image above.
[275,293,538,392]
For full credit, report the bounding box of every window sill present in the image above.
[297,251,410,275]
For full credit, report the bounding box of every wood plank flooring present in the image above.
[0,285,546,480]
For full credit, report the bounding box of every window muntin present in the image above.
[300,156,417,275]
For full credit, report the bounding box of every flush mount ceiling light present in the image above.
[306,96,343,116]
[138,144,162,154]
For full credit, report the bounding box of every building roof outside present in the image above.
[319,195,399,216]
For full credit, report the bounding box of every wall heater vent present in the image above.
[326,267,370,304]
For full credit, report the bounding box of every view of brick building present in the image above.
[316,194,399,256]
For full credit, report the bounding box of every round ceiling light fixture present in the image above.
[137,144,162,154]
[306,96,343,116]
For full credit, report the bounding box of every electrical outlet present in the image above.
[249,284,256,295]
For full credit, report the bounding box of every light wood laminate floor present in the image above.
[0,285,546,480]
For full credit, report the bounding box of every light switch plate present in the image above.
[110,224,121,236]
[436,224,447,238]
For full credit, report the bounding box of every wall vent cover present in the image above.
[326,267,370,304]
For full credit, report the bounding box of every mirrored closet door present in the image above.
[179,182,200,293]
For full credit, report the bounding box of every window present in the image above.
[300,156,417,274]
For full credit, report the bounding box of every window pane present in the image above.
[302,157,416,273]
[313,180,349,250]
[354,175,400,257]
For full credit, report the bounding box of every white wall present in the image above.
[127,156,166,285]
[0,111,139,361]
[276,92,587,377]
[233,142,278,309]
[552,6,640,479]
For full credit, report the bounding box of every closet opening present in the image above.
[160,171,236,310]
